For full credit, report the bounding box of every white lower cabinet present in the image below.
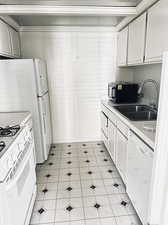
[116,129,127,183]
[101,106,128,184]
[100,111,109,149]
[100,111,108,138]
[108,120,116,163]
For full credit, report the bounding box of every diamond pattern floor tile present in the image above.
[30,141,142,225]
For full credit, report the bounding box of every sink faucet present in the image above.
[138,79,159,110]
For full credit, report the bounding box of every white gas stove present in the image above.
[0,112,37,225]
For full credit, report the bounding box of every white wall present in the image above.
[20,27,117,143]
[133,63,162,105]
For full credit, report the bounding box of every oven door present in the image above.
[0,144,36,225]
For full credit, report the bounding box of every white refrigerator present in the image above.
[0,59,52,163]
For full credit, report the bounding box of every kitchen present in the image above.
[0,0,167,225]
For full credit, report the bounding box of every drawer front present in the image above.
[101,104,110,117]
[101,104,117,125]
[117,120,129,138]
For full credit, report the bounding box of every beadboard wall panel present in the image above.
[20,27,117,143]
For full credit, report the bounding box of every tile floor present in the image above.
[30,141,142,225]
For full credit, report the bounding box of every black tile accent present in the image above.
[94,203,101,209]
[66,187,73,191]
[66,206,73,211]
[67,152,72,155]
[108,170,113,173]
[97,143,101,146]
[113,183,119,188]
[100,150,104,153]
[90,185,96,190]
[50,153,55,156]
[121,201,128,206]
[68,144,71,147]
[48,162,53,166]
[67,161,72,164]
[46,174,51,178]
[88,171,92,175]
[84,151,88,154]
[42,188,48,193]
[52,146,56,148]
[104,159,108,162]
[67,172,72,176]
[85,160,90,163]
[38,208,45,214]
[82,144,86,146]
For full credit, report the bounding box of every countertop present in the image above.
[0,111,32,159]
[0,111,31,127]
[101,100,156,149]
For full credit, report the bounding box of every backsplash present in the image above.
[133,64,162,105]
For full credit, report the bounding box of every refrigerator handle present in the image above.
[43,114,46,134]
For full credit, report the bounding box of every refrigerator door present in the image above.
[34,59,48,96]
[38,93,52,160]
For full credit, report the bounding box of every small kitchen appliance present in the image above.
[108,82,139,103]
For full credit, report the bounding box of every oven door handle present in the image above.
[5,145,33,191]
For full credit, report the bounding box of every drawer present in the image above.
[101,104,110,117]
[101,103,117,126]
[117,120,129,138]
[108,112,117,126]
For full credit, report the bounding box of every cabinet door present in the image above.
[145,0,168,63]
[108,120,116,163]
[0,20,11,56]
[9,27,20,57]
[100,111,108,139]
[128,13,147,65]
[116,130,127,183]
[117,26,128,66]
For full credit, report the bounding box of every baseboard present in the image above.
[52,137,102,144]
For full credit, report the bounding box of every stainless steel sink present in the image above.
[113,105,157,121]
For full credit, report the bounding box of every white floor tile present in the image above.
[33,199,56,211]
[115,215,142,225]
[31,141,142,225]
[84,207,99,219]
[30,210,55,224]
[85,218,101,225]
[100,217,117,225]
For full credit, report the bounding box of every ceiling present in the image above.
[11,15,124,26]
[0,0,142,27]
[0,0,141,7]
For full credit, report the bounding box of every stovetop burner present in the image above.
[0,141,5,152]
[0,125,20,137]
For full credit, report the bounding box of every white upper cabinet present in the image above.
[145,0,168,63]
[9,27,20,58]
[117,26,128,66]
[128,13,147,65]
[0,20,11,56]
[0,19,20,58]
